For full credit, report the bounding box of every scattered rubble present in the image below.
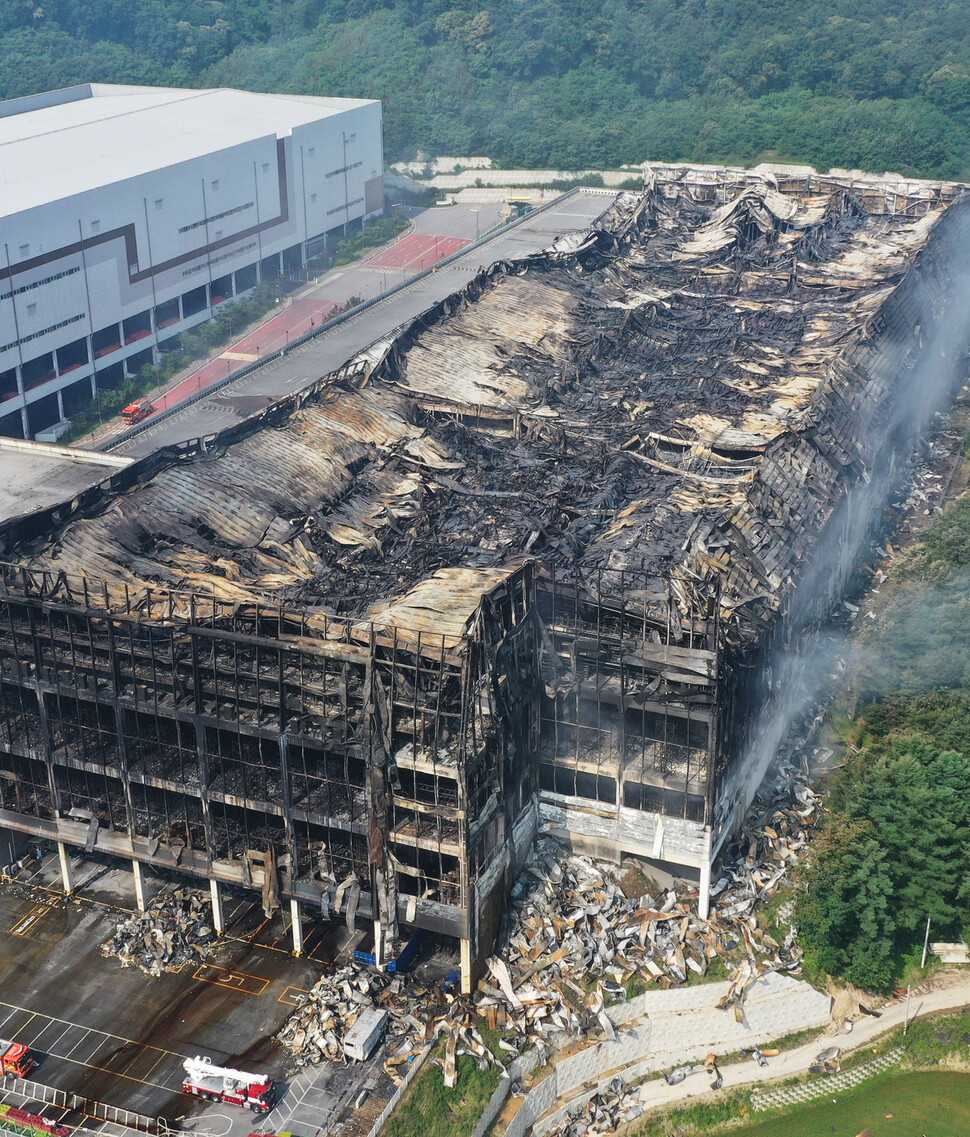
[102,886,214,975]
[276,754,821,1088]
[545,1077,647,1137]
[276,963,503,1088]
[810,1045,842,1075]
[472,756,819,1050]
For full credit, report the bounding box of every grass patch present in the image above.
[383,1029,505,1137]
[690,954,732,986]
[897,1008,970,1066]
[633,1010,970,1136]
[714,1070,970,1136]
[317,213,410,268]
[634,1088,751,1134]
[625,973,650,999]
[765,1023,828,1054]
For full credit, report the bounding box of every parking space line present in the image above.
[0,1011,39,1038]
[8,898,59,937]
[278,985,309,1007]
[133,1050,169,1080]
[247,917,271,944]
[69,1030,115,1066]
[110,1045,154,1078]
[193,964,269,996]
[123,1042,177,1081]
[22,1014,58,1047]
[65,1052,177,1092]
[37,1027,75,1050]
[269,919,292,948]
[0,1000,189,1092]
[0,1007,22,1035]
[57,1024,92,1058]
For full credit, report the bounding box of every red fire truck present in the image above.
[121,398,155,425]
[0,1038,36,1078]
[181,1057,275,1113]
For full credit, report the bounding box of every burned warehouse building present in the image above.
[0,168,968,990]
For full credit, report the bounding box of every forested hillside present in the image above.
[3,0,970,176]
[797,490,970,992]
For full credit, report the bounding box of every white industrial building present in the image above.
[0,83,383,440]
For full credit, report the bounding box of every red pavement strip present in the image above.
[142,298,339,418]
[367,233,469,271]
[109,235,466,437]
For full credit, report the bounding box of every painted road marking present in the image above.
[0,1009,38,1038]
[278,986,309,1007]
[0,1000,188,1092]
[192,964,269,996]
[24,1019,75,1053]
[268,918,293,949]
[220,351,258,362]
[366,233,470,271]
[8,899,58,936]
[0,1007,22,1035]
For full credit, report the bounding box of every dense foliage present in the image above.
[3,1,970,176]
[797,492,970,992]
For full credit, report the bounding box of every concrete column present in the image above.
[210,878,224,935]
[132,859,147,913]
[460,936,473,996]
[698,867,712,920]
[695,832,709,918]
[56,389,65,421]
[290,898,304,956]
[57,842,74,894]
[372,919,385,968]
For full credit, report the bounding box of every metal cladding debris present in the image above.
[276,958,502,1089]
[276,964,433,1075]
[275,752,819,1090]
[470,760,818,1049]
[278,966,383,1065]
[102,886,214,975]
[545,1077,647,1137]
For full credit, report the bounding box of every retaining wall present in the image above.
[493,973,831,1137]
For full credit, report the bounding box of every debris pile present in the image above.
[278,967,390,1064]
[103,886,214,974]
[277,964,502,1088]
[277,759,821,1086]
[545,1077,646,1137]
[473,765,818,1047]
[810,1046,842,1075]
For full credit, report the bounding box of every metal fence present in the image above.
[0,1076,159,1134]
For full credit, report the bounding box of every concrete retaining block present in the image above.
[498,973,831,1137]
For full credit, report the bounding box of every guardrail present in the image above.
[102,186,613,453]
[0,1076,160,1134]
[0,1078,71,1113]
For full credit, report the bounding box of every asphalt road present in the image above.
[110,191,618,458]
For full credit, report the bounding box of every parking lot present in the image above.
[0,853,364,1134]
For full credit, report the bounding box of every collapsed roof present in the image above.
[19,180,957,652]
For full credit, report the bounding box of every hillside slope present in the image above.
[2,1,969,176]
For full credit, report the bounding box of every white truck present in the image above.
[181,1056,276,1112]
[343,1008,388,1061]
